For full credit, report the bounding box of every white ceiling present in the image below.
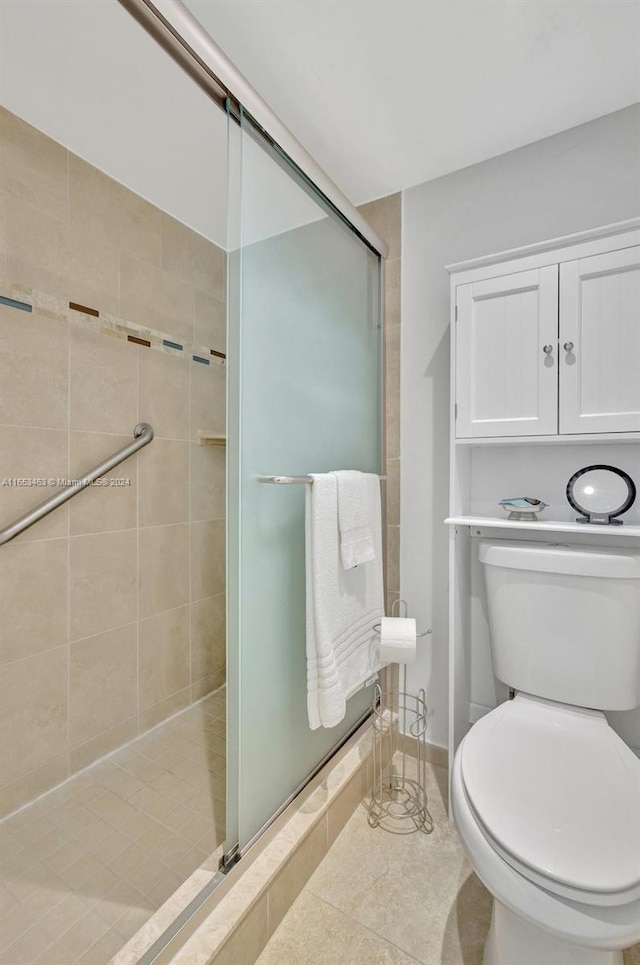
[1,0,638,248]
[186,0,640,203]
[0,0,230,245]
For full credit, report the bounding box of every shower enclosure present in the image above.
[0,1,386,961]
[226,107,382,855]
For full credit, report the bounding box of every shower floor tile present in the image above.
[0,689,226,965]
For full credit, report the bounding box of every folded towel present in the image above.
[331,470,375,570]
[305,473,384,729]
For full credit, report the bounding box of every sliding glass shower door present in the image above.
[226,108,382,853]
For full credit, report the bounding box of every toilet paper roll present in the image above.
[379,616,416,664]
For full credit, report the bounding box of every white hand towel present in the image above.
[331,469,375,570]
[305,473,384,729]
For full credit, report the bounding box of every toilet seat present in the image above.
[460,694,640,907]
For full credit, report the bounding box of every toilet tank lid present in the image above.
[478,540,640,579]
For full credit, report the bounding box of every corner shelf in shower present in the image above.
[445,516,640,538]
[198,431,226,446]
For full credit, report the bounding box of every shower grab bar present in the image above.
[258,474,386,485]
[0,423,154,546]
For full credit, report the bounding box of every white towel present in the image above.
[305,473,384,729]
[331,470,376,570]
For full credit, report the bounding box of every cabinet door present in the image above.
[560,247,640,434]
[456,266,558,438]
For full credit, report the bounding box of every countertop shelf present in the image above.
[445,515,640,538]
[454,432,639,446]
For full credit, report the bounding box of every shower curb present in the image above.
[142,720,446,965]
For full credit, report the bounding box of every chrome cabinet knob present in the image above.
[543,344,554,355]
[563,341,574,352]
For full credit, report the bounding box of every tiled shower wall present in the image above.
[0,106,227,817]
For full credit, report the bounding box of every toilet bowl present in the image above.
[450,539,640,963]
[451,694,640,964]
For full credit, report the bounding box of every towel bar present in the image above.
[258,474,386,484]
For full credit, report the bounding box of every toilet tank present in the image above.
[479,540,640,711]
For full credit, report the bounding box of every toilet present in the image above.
[451,540,640,965]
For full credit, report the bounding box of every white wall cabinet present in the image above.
[559,246,640,434]
[456,266,559,437]
[454,235,640,440]
[445,221,640,802]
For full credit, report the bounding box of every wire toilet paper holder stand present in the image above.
[368,600,434,834]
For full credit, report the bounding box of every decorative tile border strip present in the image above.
[0,280,226,369]
[0,293,32,313]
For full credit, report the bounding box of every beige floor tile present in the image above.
[145,868,185,910]
[57,853,107,891]
[307,804,489,964]
[129,854,175,898]
[112,901,158,943]
[127,786,175,821]
[96,880,150,928]
[106,844,148,881]
[88,831,132,867]
[38,893,95,943]
[0,885,19,920]
[0,919,60,965]
[0,691,226,965]
[109,750,165,786]
[80,865,121,907]
[258,765,493,965]
[256,890,420,965]
[167,845,209,880]
[76,926,126,964]
[58,908,111,958]
[33,939,80,965]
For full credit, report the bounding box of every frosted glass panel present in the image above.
[227,114,381,850]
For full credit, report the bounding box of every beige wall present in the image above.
[357,193,401,615]
[0,106,227,816]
